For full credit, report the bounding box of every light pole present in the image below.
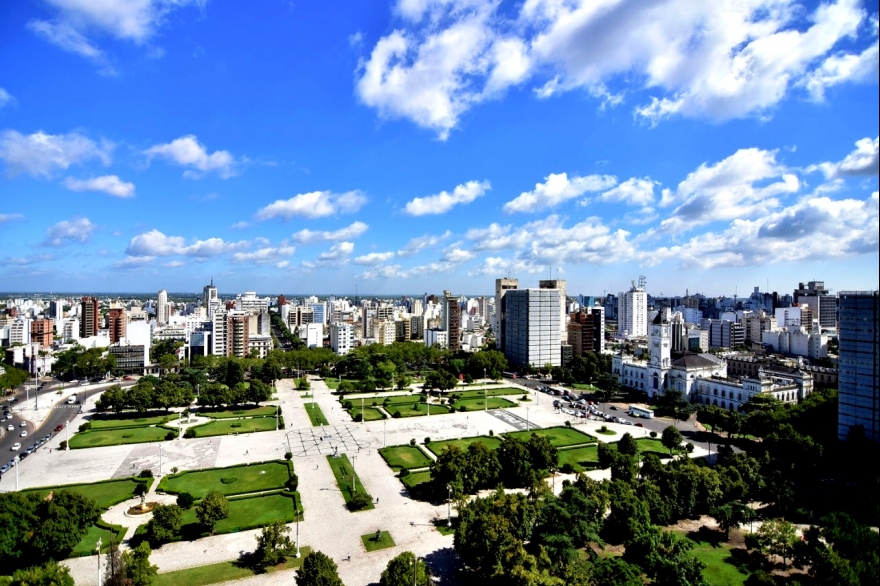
[361,397,364,422]
[484,387,487,411]
[96,538,103,585]
[526,406,530,431]
[294,500,301,558]
[383,419,386,448]
[14,456,19,490]
[351,455,357,493]
[551,467,556,494]
[65,419,70,450]
[179,412,184,439]
[446,484,451,527]
[159,444,163,476]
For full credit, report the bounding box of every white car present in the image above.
[6,424,13,431]
[19,421,27,427]
[67,396,77,404]
[20,430,27,437]
[11,443,21,451]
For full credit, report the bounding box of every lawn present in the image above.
[326,454,374,510]
[198,406,278,419]
[426,435,502,456]
[505,426,597,447]
[178,492,302,538]
[379,446,433,470]
[452,387,526,398]
[557,445,600,472]
[152,547,311,586]
[23,476,153,510]
[387,402,451,418]
[349,407,385,421]
[305,402,329,426]
[69,426,172,448]
[158,461,292,498]
[634,437,683,458]
[401,470,432,489]
[70,522,126,556]
[450,397,516,411]
[381,395,422,406]
[89,413,174,429]
[679,531,752,586]
[361,530,395,552]
[189,417,277,437]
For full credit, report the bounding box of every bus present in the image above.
[502,371,517,379]
[628,405,654,419]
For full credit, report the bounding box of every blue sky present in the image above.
[0,0,878,297]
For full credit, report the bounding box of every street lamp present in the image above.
[96,538,103,585]
[159,444,163,476]
[446,484,452,527]
[294,500,301,558]
[351,455,357,493]
[526,406,530,431]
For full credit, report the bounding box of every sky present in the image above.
[0,0,878,298]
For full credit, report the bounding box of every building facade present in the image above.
[80,296,99,338]
[504,288,562,368]
[837,291,879,441]
[618,282,647,338]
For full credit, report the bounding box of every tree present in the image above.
[590,556,643,586]
[196,491,229,535]
[623,524,709,586]
[225,361,244,389]
[252,520,294,571]
[661,425,683,456]
[102,539,128,586]
[497,436,535,487]
[710,501,752,539]
[656,389,693,421]
[122,542,157,586]
[755,518,799,567]
[380,551,431,586]
[246,379,272,405]
[617,433,639,457]
[30,491,100,558]
[5,561,75,586]
[145,504,182,547]
[295,550,344,586]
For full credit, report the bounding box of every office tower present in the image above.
[567,306,604,356]
[618,278,647,338]
[203,280,219,320]
[330,323,355,355]
[443,290,461,351]
[837,291,879,442]
[80,296,99,338]
[795,281,838,330]
[211,308,228,356]
[504,288,562,368]
[310,301,328,325]
[108,306,126,344]
[494,278,519,352]
[50,300,64,318]
[156,290,170,325]
[411,299,424,317]
[539,279,567,342]
[29,318,53,346]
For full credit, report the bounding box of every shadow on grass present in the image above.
[687,526,725,547]
[725,546,770,574]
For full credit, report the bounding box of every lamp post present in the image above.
[350,455,357,493]
[526,406,530,431]
[159,444,163,476]
[484,387,487,411]
[446,484,452,527]
[179,412,184,439]
[361,397,365,422]
[294,500,301,558]
[14,456,19,491]
[383,419,386,448]
[65,419,70,450]
[96,538,103,585]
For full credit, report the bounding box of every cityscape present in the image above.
[1,1,879,586]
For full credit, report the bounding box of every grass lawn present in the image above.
[178,493,302,538]
[452,387,526,398]
[677,531,752,586]
[69,426,171,448]
[401,470,432,489]
[381,395,422,406]
[152,547,311,586]
[71,522,127,556]
[159,461,292,498]
[89,413,174,429]
[387,402,451,418]
[349,407,385,421]
[433,518,456,536]
[634,437,683,458]
[326,454,374,510]
[557,445,600,472]
[22,477,152,510]
[451,397,516,411]
[379,446,433,470]
[190,417,277,437]
[426,435,502,456]
[305,402,329,426]
[570,383,601,392]
[361,530,395,552]
[505,426,596,447]
[198,406,277,419]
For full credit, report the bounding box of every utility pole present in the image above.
[526,406,530,431]
[65,419,70,450]
[96,538,103,585]
[294,500,301,558]
[351,455,357,493]
[14,456,19,490]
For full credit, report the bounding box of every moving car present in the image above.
[19,421,26,427]
[11,443,21,451]
[67,396,77,404]
[20,431,27,437]
[54,424,64,432]
[6,424,13,431]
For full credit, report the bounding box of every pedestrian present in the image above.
[347,553,351,561]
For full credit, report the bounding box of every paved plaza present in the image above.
[1,377,703,585]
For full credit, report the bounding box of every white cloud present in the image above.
[111,255,155,269]
[0,130,112,178]
[230,221,250,230]
[276,260,290,269]
[441,247,476,263]
[126,229,248,257]
[599,177,657,206]
[291,221,369,244]
[0,213,25,224]
[43,217,95,247]
[358,0,876,134]
[144,135,237,179]
[358,260,458,280]
[354,251,397,265]
[0,88,13,109]
[318,241,355,261]
[657,148,799,234]
[396,230,452,256]
[64,175,135,197]
[233,246,295,264]
[27,19,111,72]
[808,136,880,179]
[256,191,367,220]
[404,180,490,215]
[503,173,616,213]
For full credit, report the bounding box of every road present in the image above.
[0,378,135,473]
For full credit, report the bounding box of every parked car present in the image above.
[54,424,64,432]
[43,434,52,441]
[123,376,133,381]
[25,446,36,454]
[0,464,10,474]
[11,443,21,451]
[609,405,618,410]
[635,423,644,427]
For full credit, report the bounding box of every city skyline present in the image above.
[1,0,878,295]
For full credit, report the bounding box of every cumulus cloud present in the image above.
[126,229,248,257]
[291,221,369,244]
[808,136,879,179]
[233,246,295,264]
[359,260,458,280]
[27,20,112,72]
[599,177,657,206]
[144,135,238,179]
[256,191,367,221]
[0,130,112,178]
[318,241,355,261]
[657,148,799,234]
[64,175,135,197]
[504,173,616,213]
[404,180,490,215]
[111,255,155,269]
[396,230,452,257]
[354,251,397,265]
[0,213,25,224]
[43,217,95,247]
[0,88,13,109]
[357,0,877,136]
[441,246,476,263]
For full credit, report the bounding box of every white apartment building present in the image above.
[618,282,648,338]
[330,323,355,355]
[10,319,30,345]
[424,328,449,349]
[156,290,170,325]
[296,323,323,348]
[236,291,270,314]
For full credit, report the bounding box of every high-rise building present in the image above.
[567,306,604,356]
[539,279,567,342]
[29,318,53,346]
[228,313,250,358]
[108,306,126,344]
[443,291,461,351]
[504,288,562,368]
[203,280,219,320]
[80,296,99,338]
[156,290,170,325]
[494,278,518,352]
[330,323,355,355]
[236,291,270,314]
[618,279,647,338]
[837,291,879,442]
[795,281,838,330]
